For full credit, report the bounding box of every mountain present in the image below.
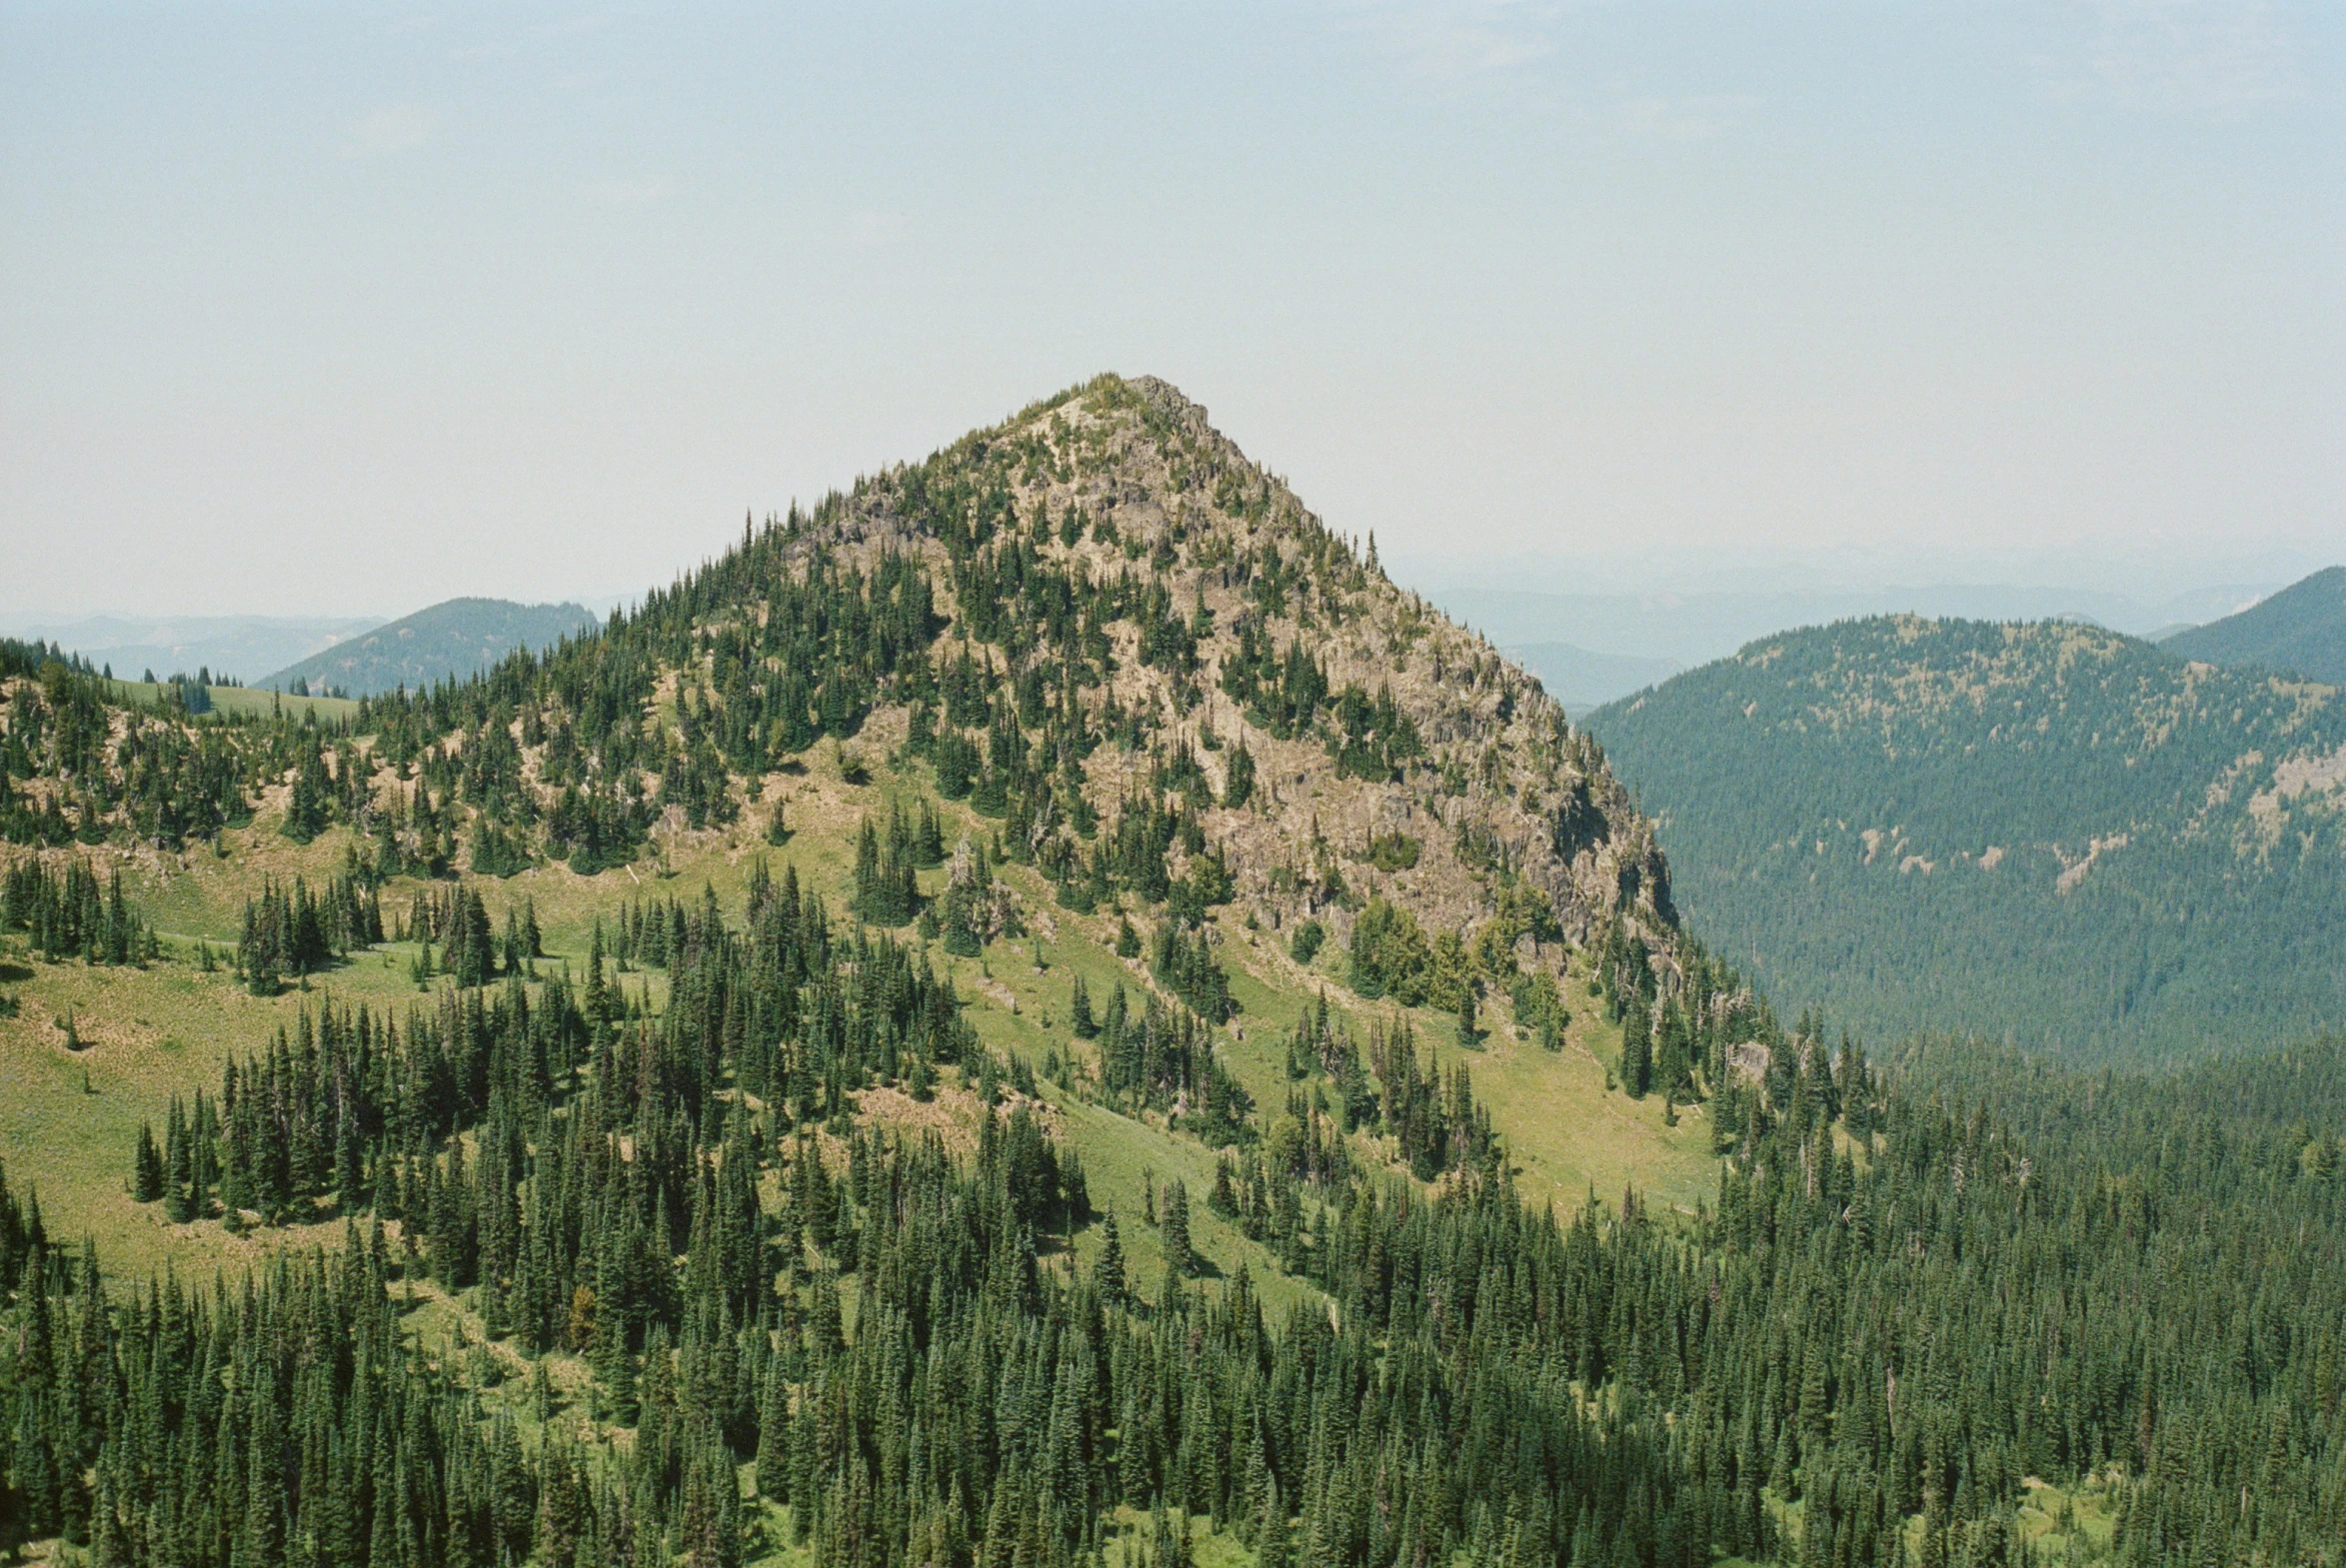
[2160,564,2346,684]
[260,596,601,695]
[0,611,381,686]
[4,369,1701,1256]
[1587,615,2346,1062]
[2,377,2339,1567]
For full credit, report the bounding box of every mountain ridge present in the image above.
[0,611,383,686]
[1587,612,2346,1061]
[2160,564,2346,685]
[261,595,599,696]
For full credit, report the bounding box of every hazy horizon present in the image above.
[1,549,2322,632]
[6,3,2340,621]
[5,559,2325,709]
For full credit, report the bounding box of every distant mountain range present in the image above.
[2160,566,2346,686]
[1501,642,1680,710]
[262,598,602,697]
[1587,612,2346,1063]
[1418,578,2276,676]
[0,613,381,686]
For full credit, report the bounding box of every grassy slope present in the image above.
[100,677,361,726]
[1,747,1716,1293]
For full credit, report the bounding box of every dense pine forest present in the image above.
[1586,616,2346,1063]
[1,872,2339,1566]
[0,377,2340,1568]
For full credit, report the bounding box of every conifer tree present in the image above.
[1097,1206,1127,1306]
[1161,1178,1194,1277]
[132,1121,164,1202]
[1222,740,1255,808]
[1621,1000,1652,1098]
[163,1096,193,1220]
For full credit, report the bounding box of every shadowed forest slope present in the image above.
[1589,615,2346,1062]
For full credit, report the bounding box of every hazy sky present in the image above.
[4,2,2341,619]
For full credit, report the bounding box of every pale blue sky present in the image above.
[4,2,2340,618]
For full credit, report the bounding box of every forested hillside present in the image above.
[2161,566,2346,687]
[0,378,2340,1568]
[261,597,602,698]
[1587,616,2346,1062]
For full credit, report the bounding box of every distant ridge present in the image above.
[0,612,380,686]
[1501,641,1680,710]
[2160,566,2346,686]
[1585,614,2346,1063]
[261,597,600,696]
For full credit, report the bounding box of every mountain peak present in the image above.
[1122,371,1201,419]
[763,376,1669,948]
